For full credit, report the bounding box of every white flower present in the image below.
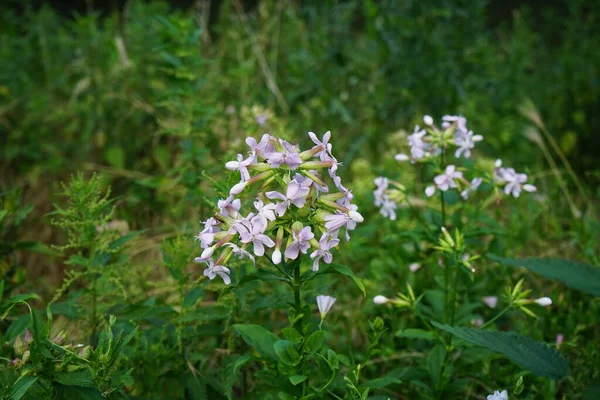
[461,177,483,199]
[433,165,463,191]
[218,196,241,218]
[373,177,389,206]
[266,179,311,216]
[316,295,336,318]
[379,197,397,220]
[252,199,277,227]
[307,131,332,161]
[310,233,339,271]
[225,153,254,182]
[483,296,498,309]
[224,243,255,264]
[195,217,219,248]
[423,115,434,126]
[202,259,231,285]
[229,216,275,256]
[408,263,421,272]
[246,134,275,156]
[425,185,436,197]
[373,295,389,305]
[454,129,483,159]
[442,115,468,132]
[395,153,409,162]
[285,225,315,260]
[486,390,508,400]
[535,297,552,306]
[502,169,537,198]
[408,125,429,159]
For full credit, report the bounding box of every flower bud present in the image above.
[316,295,336,318]
[22,350,30,364]
[535,297,552,307]
[13,336,26,356]
[272,249,282,264]
[395,153,409,162]
[423,115,434,126]
[348,210,364,223]
[199,246,215,260]
[373,295,389,305]
[230,181,247,195]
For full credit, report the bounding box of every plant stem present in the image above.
[481,306,511,329]
[449,257,460,326]
[293,260,302,332]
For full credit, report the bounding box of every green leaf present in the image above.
[53,370,94,387]
[8,375,38,400]
[432,322,570,378]
[108,230,146,251]
[274,340,301,366]
[289,375,307,385]
[233,324,280,361]
[303,330,325,354]
[54,385,103,400]
[487,254,600,297]
[396,329,436,341]
[313,264,366,297]
[427,344,446,389]
[183,288,204,308]
[281,327,303,343]
[233,354,253,375]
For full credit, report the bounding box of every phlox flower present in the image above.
[201,259,231,285]
[442,115,468,132]
[195,217,219,248]
[483,296,498,309]
[486,390,508,400]
[229,215,275,256]
[307,130,331,161]
[379,198,397,220]
[224,242,255,264]
[310,232,339,271]
[501,169,536,198]
[266,179,311,216]
[461,177,483,199]
[316,295,336,318]
[246,134,275,156]
[285,225,315,260]
[454,129,483,159]
[252,199,277,227]
[225,153,254,182]
[218,196,241,218]
[425,165,463,197]
[265,151,303,170]
[408,125,429,159]
[373,177,389,207]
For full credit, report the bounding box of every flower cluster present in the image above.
[374,115,537,219]
[195,132,363,284]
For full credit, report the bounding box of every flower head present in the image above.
[316,295,336,318]
[310,232,340,271]
[486,390,508,400]
[201,259,231,285]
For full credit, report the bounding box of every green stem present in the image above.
[449,257,460,326]
[443,259,450,323]
[481,306,511,329]
[293,260,302,332]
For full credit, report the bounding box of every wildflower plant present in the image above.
[195,131,366,397]
[372,115,572,398]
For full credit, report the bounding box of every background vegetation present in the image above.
[1,0,598,399]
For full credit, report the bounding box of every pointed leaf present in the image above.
[233,324,280,361]
[8,375,38,400]
[487,254,600,297]
[432,322,569,378]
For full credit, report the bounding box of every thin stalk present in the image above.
[449,256,460,326]
[293,261,302,331]
[481,306,511,329]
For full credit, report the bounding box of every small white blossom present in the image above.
[483,296,498,309]
[218,196,241,218]
[225,153,254,182]
[423,115,434,126]
[230,216,275,256]
[285,225,315,260]
[310,233,339,271]
[454,129,483,159]
[442,115,468,132]
[201,259,231,285]
[266,179,311,216]
[408,125,429,159]
[316,295,336,318]
[433,165,463,191]
[409,263,421,272]
[461,177,483,200]
[535,297,552,306]
[373,295,389,305]
[252,199,277,227]
[486,390,508,400]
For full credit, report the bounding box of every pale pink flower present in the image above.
[316,295,336,318]
[483,296,498,309]
[202,259,231,285]
[218,196,241,218]
[266,179,311,216]
[310,233,339,271]
[433,165,463,191]
[285,225,315,260]
[486,390,508,400]
[229,216,275,256]
[225,153,254,182]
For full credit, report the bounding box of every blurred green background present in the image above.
[1,0,598,287]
